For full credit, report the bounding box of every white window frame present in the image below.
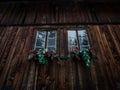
[68,29,90,51]
[34,30,57,51]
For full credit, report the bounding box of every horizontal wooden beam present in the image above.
[0,22,120,27]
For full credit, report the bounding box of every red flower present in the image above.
[45,50,50,56]
[88,48,94,51]
[33,50,38,54]
[75,47,80,51]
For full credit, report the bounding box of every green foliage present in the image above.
[27,48,93,67]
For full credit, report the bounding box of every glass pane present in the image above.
[48,31,56,38]
[47,31,57,51]
[68,30,78,51]
[37,31,46,39]
[36,39,44,46]
[47,47,55,51]
[35,31,46,50]
[35,47,44,50]
[78,30,90,49]
[47,39,55,46]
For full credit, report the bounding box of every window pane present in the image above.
[37,31,46,39]
[47,31,57,51]
[48,31,56,38]
[78,30,90,49]
[47,47,55,51]
[68,30,78,51]
[36,39,44,47]
[35,47,44,50]
[34,31,46,50]
[47,39,55,46]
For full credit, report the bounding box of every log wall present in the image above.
[0,25,120,90]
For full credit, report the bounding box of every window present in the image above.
[47,31,57,51]
[68,29,90,51]
[34,28,90,53]
[68,30,78,51]
[34,30,57,51]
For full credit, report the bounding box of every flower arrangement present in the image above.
[27,48,94,67]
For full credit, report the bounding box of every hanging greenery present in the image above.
[27,48,94,67]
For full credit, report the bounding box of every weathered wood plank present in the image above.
[0,4,120,25]
[0,27,21,89]
[0,25,119,90]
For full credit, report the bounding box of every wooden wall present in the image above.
[0,4,120,25]
[0,25,120,90]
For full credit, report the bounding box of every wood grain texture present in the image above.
[0,25,120,90]
[0,4,120,25]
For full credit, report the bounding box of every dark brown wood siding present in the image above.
[0,25,120,90]
[0,4,120,25]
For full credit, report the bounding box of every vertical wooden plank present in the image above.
[0,27,21,89]
[12,27,30,90]
[0,27,17,76]
[47,60,57,90]
[35,7,43,24]
[1,5,15,24]
[3,27,24,90]
[88,25,104,90]
[24,8,36,24]
[95,26,116,90]
[58,60,67,90]
[59,28,64,56]
[20,27,36,90]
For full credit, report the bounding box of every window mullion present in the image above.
[45,31,48,49]
[76,29,80,49]
[34,31,38,50]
